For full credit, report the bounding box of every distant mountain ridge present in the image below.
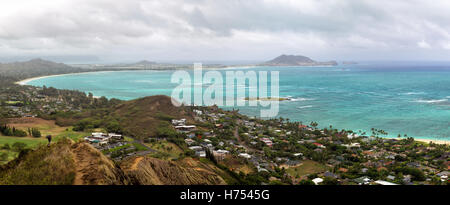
[262,55,338,66]
[0,58,84,80]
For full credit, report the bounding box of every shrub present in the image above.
[12,142,27,152]
[31,128,41,138]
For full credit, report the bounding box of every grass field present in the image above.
[286,160,329,178]
[145,140,183,159]
[0,149,19,163]
[3,117,89,144]
[0,135,47,147]
[0,118,90,164]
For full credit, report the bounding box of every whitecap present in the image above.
[402,92,425,95]
[414,99,448,104]
[298,105,313,109]
[290,97,315,101]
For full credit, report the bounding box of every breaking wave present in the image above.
[298,105,314,109]
[414,99,448,104]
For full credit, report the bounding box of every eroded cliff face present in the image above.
[0,139,227,185]
[0,139,130,185]
[121,156,227,185]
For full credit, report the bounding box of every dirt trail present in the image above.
[72,143,93,185]
[130,157,144,171]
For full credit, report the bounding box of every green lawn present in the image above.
[53,129,90,142]
[0,129,89,165]
[145,140,183,159]
[286,160,329,178]
[0,150,19,165]
[0,136,47,148]
[0,130,88,148]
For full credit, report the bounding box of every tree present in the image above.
[298,179,315,185]
[310,122,318,129]
[12,127,27,137]
[205,148,217,164]
[322,177,339,185]
[106,121,121,133]
[31,128,41,138]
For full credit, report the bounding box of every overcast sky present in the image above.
[1,0,450,63]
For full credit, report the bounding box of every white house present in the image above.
[312,178,323,185]
[374,180,398,185]
[238,153,252,159]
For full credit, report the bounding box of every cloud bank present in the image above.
[1,0,450,62]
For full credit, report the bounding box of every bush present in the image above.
[12,142,27,152]
[1,143,10,150]
[322,177,339,185]
[31,128,41,138]
[298,179,315,185]
[0,152,8,161]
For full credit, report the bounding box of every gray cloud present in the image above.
[0,0,450,62]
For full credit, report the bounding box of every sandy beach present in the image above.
[15,65,261,86]
[15,74,66,85]
[384,137,450,145]
[414,138,450,145]
[14,71,117,85]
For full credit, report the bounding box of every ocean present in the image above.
[26,62,450,140]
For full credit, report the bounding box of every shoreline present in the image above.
[15,71,102,85]
[412,138,450,145]
[14,65,261,85]
[14,70,450,145]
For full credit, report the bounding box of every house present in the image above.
[313,143,326,149]
[171,119,186,126]
[185,138,195,145]
[312,178,323,185]
[354,176,371,185]
[323,171,339,179]
[293,153,303,157]
[257,166,269,173]
[298,124,308,130]
[85,132,112,144]
[343,143,360,148]
[193,109,203,115]
[403,175,412,184]
[260,138,273,147]
[195,151,206,158]
[175,125,196,131]
[189,146,203,151]
[436,171,449,182]
[338,168,348,173]
[203,132,214,138]
[213,150,230,160]
[374,180,398,185]
[108,133,123,140]
[238,153,252,159]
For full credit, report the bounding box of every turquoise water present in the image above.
[26,64,450,140]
